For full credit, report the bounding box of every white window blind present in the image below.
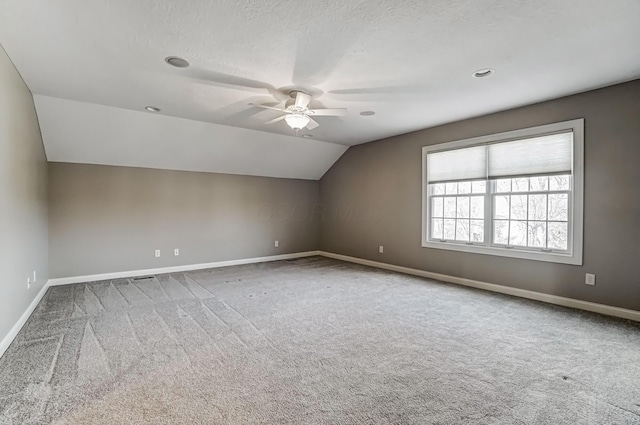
[426,145,486,183]
[427,131,573,183]
[488,132,573,179]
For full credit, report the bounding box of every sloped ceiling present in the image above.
[1,0,640,179]
[34,95,347,180]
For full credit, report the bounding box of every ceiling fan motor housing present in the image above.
[286,90,311,111]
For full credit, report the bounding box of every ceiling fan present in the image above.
[249,91,347,132]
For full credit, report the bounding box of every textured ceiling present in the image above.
[1,0,640,175]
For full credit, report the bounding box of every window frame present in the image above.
[421,119,584,265]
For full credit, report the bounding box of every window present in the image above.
[422,119,584,265]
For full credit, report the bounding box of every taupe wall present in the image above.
[320,79,640,311]
[48,163,321,278]
[0,45,49,344]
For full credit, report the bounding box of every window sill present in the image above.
[421,240,582,265]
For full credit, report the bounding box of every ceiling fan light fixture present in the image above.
[285,113,310,130]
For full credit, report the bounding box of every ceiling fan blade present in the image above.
[327,85,429,99]
[264,115,287,125]
[187,68,275,94]
[306,118,320,130]
[250,103,288,112]
[295,92,312,109]
[307,108,348,116]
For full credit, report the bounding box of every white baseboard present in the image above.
[0,282,50,359]
[48,251,321,286]
[4,249,636,361]
[319,251,640,323]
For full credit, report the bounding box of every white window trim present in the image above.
[421,119,584,265]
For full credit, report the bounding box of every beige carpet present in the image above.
[1,256,639,424]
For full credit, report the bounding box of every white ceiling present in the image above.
[1,0,640,177]
[35,95,347,180]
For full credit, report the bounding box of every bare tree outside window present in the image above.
[430,174,570,251]
[431,180,485,243]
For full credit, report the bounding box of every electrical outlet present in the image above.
[155,249,161,258]
[585,273,596,286]
[27,277,31,290]
[33,270,37,283]
[174,248,179,256]
[274,240,279,248]
[379,245,384,254]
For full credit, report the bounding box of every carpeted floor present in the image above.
[1,256,639,424]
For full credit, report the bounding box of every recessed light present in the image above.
[145,106,161,112]
[165,56,190,68]
[302,134,313,138]
[473,68,494,78]
[360,111,375,116]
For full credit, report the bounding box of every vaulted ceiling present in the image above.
[1,0,639,179]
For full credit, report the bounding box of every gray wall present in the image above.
[48,163,321,278]
[320,79,640,311]
[0,45,49,344]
